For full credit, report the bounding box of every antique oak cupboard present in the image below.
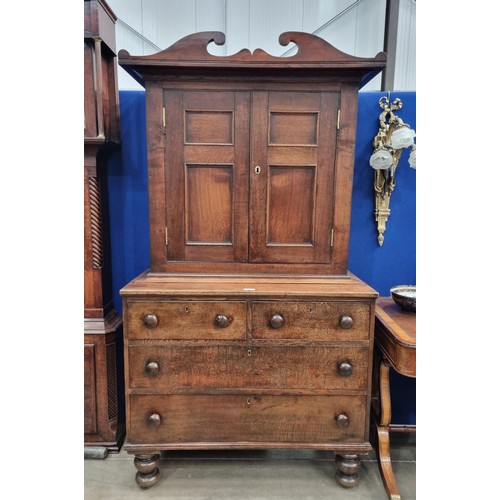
[84,0,124,454]
[118,32,386,489]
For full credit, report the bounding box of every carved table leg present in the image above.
[335,454,361,488]
[375,359,401,500]
[134,454,160,489]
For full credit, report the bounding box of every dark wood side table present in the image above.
[371,297,416,500]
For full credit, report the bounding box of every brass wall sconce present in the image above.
[370,95,416,246]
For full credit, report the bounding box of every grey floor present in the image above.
[84,433,415,499]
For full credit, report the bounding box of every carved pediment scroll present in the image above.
[118,31,386,85]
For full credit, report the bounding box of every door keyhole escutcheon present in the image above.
[254,166,261,174]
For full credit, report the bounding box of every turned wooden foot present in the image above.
[134,454,160,489]
[335,454,361,488]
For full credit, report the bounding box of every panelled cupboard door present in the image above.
[163,89,338,265]
[249,91,338,263]
[165,91,250,263]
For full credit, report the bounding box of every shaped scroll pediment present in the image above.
[119,31,385,67]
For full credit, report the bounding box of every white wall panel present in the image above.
[114,21,149,90]
[302,0,358,33]
[248,0,303,56]
[394,0,416,90]
[142,0,196,54]
[195,0,226,56]
[353,0,386,90]
[225,0,250,55]
[313,5,357,58]
[354,0,385,56]
[107,0,414,91]
[108,0,143,33]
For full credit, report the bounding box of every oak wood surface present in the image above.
[128,345,368,391]
[121,270,378,298]
[128,394,367,445]
[375,297,416,377]
[126,300,247,340]
[251,300,370,341]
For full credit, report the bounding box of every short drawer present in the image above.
[128,394,366,444]
[129,345,368,391]
[251,301,370,341]
[125,301,247,340]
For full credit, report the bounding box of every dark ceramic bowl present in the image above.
[390,285,416,312]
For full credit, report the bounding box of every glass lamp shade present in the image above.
[390,125,416,149]
[409,149,416,169]
[369,148,393,170]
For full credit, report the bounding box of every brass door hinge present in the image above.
[162,106,166,128]
[336,109,341,130]
[165,227,168,246]
[330,228,334,247]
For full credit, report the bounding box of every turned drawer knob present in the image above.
[145,361,160,376]
[148,413,162,427]
[339,315,353,329]
[215,314,229,328]
[338,362,353,377]
[270,314,284,329]
[336,413,350,428]
[143,314,158,328]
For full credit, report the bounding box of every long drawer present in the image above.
[128,394,366,444]
[128,345,369,391]
[126,300,247,340]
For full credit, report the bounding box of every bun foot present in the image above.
[134,454,160,489]
[335,454,361,488]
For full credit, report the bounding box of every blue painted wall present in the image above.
[107,90,416,425]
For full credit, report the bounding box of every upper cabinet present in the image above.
[119,32,385,275]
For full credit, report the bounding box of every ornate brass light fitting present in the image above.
[370,95,416,246]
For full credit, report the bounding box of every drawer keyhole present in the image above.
[247,349,252,357]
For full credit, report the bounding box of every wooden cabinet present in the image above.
[118,31,385,489]
[119,32,385,276]
[84,0,124,453]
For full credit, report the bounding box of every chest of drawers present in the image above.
[121,272,377,488]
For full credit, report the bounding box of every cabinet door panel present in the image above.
[164,91,249,263]
[249,92,339,263]
[267,165,315,245]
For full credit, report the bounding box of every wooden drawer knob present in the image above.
[270,314,284,329]
[143,314,158,328]
[145,361,160,376]
[336,413,350,428]
[215,314,229,328]
[338,362,353,377]
[148,413,162,427]
[339,315,353,329]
